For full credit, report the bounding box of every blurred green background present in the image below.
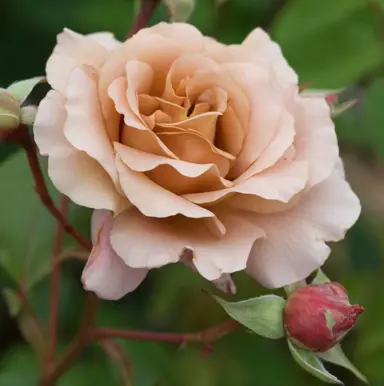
[1,0,384,385]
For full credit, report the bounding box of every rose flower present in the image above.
[33,23,360,300]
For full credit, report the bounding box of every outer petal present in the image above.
[292,95,338,186]
[223,63,288,179]
[135,22,204,51]
[46,28,110,94]
[64,66,118,185]
[236,109,295,182]
[33,89,125,212]
[82,210,147,300]
[88,32,121,50]
[48,154,125,212]
[242,28,298,84]
[33,90,73,158]
[110,208,265,280]
[245,163,361,288]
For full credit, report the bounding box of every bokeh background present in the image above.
[1,0,384,385]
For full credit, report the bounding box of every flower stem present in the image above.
[19,130,92,251]
[45,195,69,369]
[90,319,239,345]
[126,0,161,39]
[40,293,99,386]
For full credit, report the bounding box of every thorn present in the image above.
[201,344,213,359]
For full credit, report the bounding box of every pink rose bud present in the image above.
[284,283,364,352]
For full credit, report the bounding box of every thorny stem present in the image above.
[18,285,47,363]
[45,195,69,370]
[40,293,100,386]
[90,320,239,345]
[41,318,238,386]
[18,130,92,251]
[126,0,161,39]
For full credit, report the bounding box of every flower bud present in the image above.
[284,283,364,352]
[0,88,20,131]
[163,0,195,22]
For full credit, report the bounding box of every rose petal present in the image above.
[99,34,190,137]
[110,208,265,280]
[33,89,124,212]
[64,66,118,185]
[224,63,285,179]
[197,87,228,113]
[135,22,204,51]
[242,28,298,84]
[108,77,177,158]
[82,210,147,300]
[114,142,230,194]
[235,109,295,182]
[184,160,308,205]
[46,28,109,94]
[125,60,154,122]
[115,154,215,219]
[157,130,235,177]
[162,53,221,106]
[292,95,338,186]
[246,163,361,288]
[48,153,126,212]
[212,274,237,295]
[185,68,250,131]
[216,105,244,157]
[33,90,73,157]
[88,32,121,50]
[159,112,221,142]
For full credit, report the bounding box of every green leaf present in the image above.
[287,340,343,384]
[337,77,384,163]
[273,0,382,87]
[7,76,46,104]
[2,288,22,317]
[318,344,369,384]
[0,153,58,289]
[312,269,332,285]
[214,294,286,339]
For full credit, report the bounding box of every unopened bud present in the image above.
[163,0,195,22]
[301,88,356,118]
[20,105,38,125]
[284,283,364,352]
[0,88,20,130]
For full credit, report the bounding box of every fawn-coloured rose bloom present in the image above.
[33,23,361,300]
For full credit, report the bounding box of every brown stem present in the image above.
[19,131,92,251]
[40,293,99,386]
[126,0,161,39]
[45,195,69,368]
[90,319,239,345]
[18,285,47,362]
